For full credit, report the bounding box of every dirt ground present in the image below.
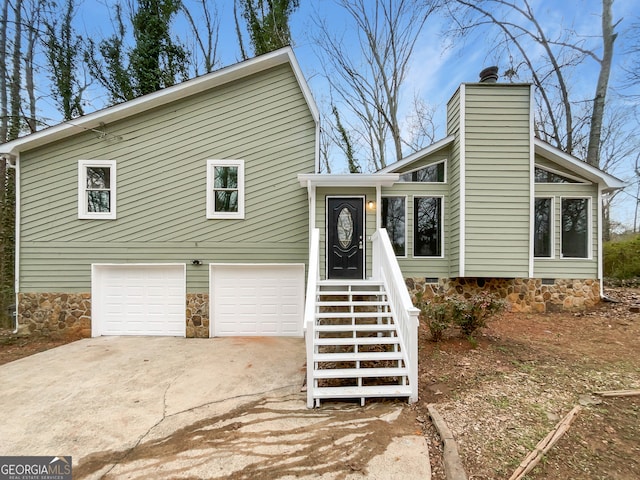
[414,286,640,480]
[1,287,638,479]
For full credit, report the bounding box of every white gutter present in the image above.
[597,184,604,298]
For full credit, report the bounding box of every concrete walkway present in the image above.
[0,336,430,479]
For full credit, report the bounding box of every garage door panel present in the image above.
[211,265,304,337]
[93,265,186,337]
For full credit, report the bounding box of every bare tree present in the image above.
[313,0,439,171]
[181,0,221,74]
[446,0,620,168]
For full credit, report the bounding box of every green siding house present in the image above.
[1,48,623,344]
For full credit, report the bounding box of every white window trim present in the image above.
[78,159,117,220]
[381,195,407,258]
[413,195,445,259]
[559,196,592,260]
[399,159,447,183]
[534,164,591,184]
[207,159,245,219]
[533,196,555,260]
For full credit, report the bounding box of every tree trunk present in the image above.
[586,0,616,168]
[0,0,9,143]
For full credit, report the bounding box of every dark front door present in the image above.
[327,197,364,279]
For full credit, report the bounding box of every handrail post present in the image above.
[304,228,320,408]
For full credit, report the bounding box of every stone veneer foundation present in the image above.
[406,277,601,313]
[17,292,212,339]
[18,293,92,338]
[186,293,209,338]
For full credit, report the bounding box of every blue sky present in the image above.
[63,0,639,226]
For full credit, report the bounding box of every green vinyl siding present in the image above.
[19,63,316,292]
[463,84,531,277]
[533,183,598,278]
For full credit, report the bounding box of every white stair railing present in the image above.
[304,228,320,408]
[372,228,420,403]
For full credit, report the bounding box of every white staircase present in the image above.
[308,279,412,407]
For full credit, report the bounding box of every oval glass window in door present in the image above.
[337,207,354,248]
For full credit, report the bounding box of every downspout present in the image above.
[3,154,18,333]
[597,184,604,298]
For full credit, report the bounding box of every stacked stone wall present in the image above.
[406,277,601,313]
[186,293,209,338]
[17,293,92,338]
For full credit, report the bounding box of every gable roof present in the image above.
[377,135,455,174]
[0,47,318,157]
[534,138,624,191]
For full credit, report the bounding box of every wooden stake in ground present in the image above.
[594,389,640,397]
[508,405,582,480]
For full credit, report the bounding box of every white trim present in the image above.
[597,184,603,297]
[298,173,398,188]
[396,159,447,183]
[209,263,306,337]
[91,263,187,337]
[0,47,318,156]
[78,159,117,220]
[412,195,445,259]
[381,195,408,258]
[375,186,382,230]
[206,159,245,219]
[378,135,455,173]
[459,85,466,276]
[529,85,535,277]
[534,138,624,191]
[534,164,591,185]
[533,197,555,260]
[325,196,366,280]
[559,196,593,260]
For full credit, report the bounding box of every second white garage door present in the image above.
[210,264,305,337]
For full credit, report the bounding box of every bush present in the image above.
[414,291,505,341]
[415,293,451,342]
[450,292,505,337]
[604,235,640,279]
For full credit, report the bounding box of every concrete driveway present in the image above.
[0,336,430,479]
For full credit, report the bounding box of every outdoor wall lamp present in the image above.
[367,200,375,210]
[192,260,203,266]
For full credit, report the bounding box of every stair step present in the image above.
[314,351,404,362]
[316,324,396,333]
[316,312,392,319]
[314,336,399,346]
[313,385,412,399]
[317,290,386,297]
[316,300,389,307]
[313,367,408,379]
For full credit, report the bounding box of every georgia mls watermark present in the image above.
[0,456,71,480]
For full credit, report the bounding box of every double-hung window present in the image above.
[381,196,406,256]
[561,197,590,258]
[78,160,116,219]
[207,160,244,219]
[414,196,443,257]
[534,198,553,258]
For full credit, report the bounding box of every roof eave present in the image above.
[298,173,399,188]
[378,135,455,174]
[1,47,317,156]
[534,138,625,191]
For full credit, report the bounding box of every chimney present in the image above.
[479,66,499,83]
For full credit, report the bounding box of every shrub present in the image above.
[603,235,640,279]
[414,291,505,341]
[450,292,505,337]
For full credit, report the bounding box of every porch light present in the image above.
[367,200,375,210]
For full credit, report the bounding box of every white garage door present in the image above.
[92,264,186,337]
[211,264,304,337]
